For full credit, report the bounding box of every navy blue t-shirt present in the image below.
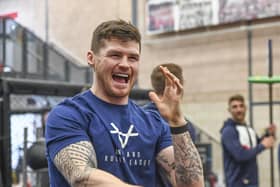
[45,90,172,187]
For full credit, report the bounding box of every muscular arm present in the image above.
[151,66,204,186]
[54,141,140,187]
[172,131,203,187]
[156,132,204,187]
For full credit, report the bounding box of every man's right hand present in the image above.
[149,66,185,127]
[261,136,275,149]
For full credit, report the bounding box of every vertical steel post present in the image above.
[0,80,4,187]
[22,29,28,78]
[22,128,28,187]
[2,80,11,187]
[45,0,49,43]
[268,39,274,187]
[43,43,48,79]
[247,29,254,127]
[132,0,138,27]
[2,18,6,66]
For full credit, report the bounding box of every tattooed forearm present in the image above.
[172,132,203,186]
[156,146,176,186]
[156,149,176,186]
[54,141,97,186]
[157,154,176,171]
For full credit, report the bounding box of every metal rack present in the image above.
[248,39,280,187]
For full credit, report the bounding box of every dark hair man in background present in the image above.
[221,94,275,187]
[143,63,196,142]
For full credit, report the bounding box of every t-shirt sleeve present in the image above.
[155,116,172,154]
[186,120,196,142]
[45,104,90,161]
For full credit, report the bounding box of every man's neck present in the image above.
[232,118,246,125]
[90,86,128,105]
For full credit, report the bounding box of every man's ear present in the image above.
[87,50,95,69]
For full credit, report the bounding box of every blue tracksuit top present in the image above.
[220,118,265,187]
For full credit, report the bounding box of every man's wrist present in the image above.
[169,116,186,127]
[170,122,188,134]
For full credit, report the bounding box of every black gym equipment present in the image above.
[26,139,48,170]
[248,39,280,187]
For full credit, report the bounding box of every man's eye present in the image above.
[110,54,121,59]
[129,57,139,62]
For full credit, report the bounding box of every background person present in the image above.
[143,63,197,186]
[220,94,275,187]
[143,63,196,142]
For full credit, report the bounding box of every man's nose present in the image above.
[119,57,130,67]
[236,106,244,111]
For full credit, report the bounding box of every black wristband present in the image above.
[170,124,188,134]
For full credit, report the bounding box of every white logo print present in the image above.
[110,122,139,148]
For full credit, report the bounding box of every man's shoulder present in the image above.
[142,102,157,111]
[53,90,89,107]
[48,91,93,123]
[221,121,237,136]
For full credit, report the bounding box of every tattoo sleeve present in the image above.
[172,132,204,186]
[54,141,97,186]
[157,132,203,187]
[156,146,176,186]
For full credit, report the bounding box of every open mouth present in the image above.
[112,73,129,84]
